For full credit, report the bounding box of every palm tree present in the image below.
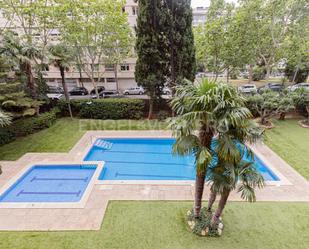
[169,78,263,219]
[49,44,73,118]
[207,141,264,227]
[0,31,41,99]
[0,110,11,127]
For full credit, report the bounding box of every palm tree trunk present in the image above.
[207,187,217,212]
[25,62,36,99]
[211,189,230,227]
[194,171,206,218]
[60,66,73,118]
[194,124,213,218]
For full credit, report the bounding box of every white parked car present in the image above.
[123,87,145,95]
[238,84,257,94]
[287,83,309,92]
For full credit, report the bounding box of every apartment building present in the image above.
[192,6,208,27]
[0,1,207,92]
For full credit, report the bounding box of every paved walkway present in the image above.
[0,131,308,231]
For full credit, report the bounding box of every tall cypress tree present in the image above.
[165,0,196,88]
[135,0,169,119]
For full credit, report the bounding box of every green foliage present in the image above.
[3,110,57,137]
[135,0,169,117]
[156,110,170,121]
[252,66,266,81]
[57,99,144,120]
[0,82,41,118]
[246,91,279,125]
[0,129,14,146]
[164,0,196,84]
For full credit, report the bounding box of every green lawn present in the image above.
[0,201,309,249]
[265,119,309,180]
[0,118,167,160]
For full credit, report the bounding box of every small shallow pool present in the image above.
[0,165,97,202]
[84,138,279,181]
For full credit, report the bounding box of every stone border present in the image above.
[0,161,103,209]
[299,120,309,128]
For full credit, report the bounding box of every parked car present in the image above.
[69,87,89,96]
[123,87,145,95]
[46,86,64,100]
[238,84,257,94]
[258,83,284,93]
[90,86,105,95]
[91,90,122,99]
[287,82,309,92]
[162,86,171,95]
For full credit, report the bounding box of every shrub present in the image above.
[58,98,145,119]
[5,110,57,137]
[252,66,266,81]
[0,129,14,146]
[156,110,170,121]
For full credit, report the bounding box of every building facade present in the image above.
[0,1,207,92]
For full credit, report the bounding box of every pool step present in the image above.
[94,140,113,150]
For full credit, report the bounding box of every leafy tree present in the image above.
[169,78,262,219]
[135,0,169,118]
[0,31,42,99]
[246,91,279,125]
[58,0,131,99]
[49,44,73,118]
[277,91,295,120]
[294,89,309,125]
[164,0,196,88]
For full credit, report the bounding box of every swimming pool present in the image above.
[0,165,97,203]
[84,138,279,181]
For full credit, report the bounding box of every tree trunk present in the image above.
[248,64,253,83]
[207,187,217,212]
[194,171,206,218]
[279,112,285,120]
[114,63,119,92]
[25,62,36,99]
[91,78,99,99]
[193,124,213,218]
[78,65,84,87]
[60,66,73,118]
[211,189,230,227]
[148,97,154,119]
[265,65,271,81]
[226,67,230,84]
[306,107,309,125]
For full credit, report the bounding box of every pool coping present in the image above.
[77,132,291,186]
[0,161,103,209]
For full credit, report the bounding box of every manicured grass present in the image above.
[0,118,167,160]
[0,201,309,249]
[265,119,309,180]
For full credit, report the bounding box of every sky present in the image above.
[191,0,237,7]
[191,0,210,7]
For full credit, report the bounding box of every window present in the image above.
[120,64,130,71]
[132,6,138,15]
[106,78,115,83]
[105,64,114,71]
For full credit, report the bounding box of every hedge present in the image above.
[58,99,145,119]
[0,110,57,146]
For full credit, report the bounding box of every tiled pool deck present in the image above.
[0,130,309,231]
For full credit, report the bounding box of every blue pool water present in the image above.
[84,138,279,181]
[0,165,97,202]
